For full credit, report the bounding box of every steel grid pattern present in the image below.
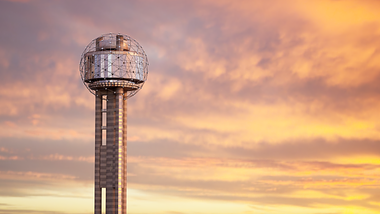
[80,33,149,99]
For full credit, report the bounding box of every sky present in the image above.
[0,0,380,213]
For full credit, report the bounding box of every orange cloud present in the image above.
[1,0,380,213]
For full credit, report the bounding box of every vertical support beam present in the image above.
[122,91,127,214]
[94,92,102,214]
[106,91,113,214]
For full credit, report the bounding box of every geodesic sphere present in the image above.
[79,33,149,98]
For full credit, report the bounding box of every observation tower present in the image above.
[79,33,149,214]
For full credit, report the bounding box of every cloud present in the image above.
[1,0,380,213]
[0,210,71,214]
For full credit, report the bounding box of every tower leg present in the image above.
[94,88,127,214]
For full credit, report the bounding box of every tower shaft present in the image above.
[94,88,127,214]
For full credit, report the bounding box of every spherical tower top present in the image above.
[79,33,149,98]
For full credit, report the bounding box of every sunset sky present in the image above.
[1,0,380,213]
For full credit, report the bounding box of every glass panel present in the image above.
[100,55,105,78]
[102,129,107,146]
[102,188,106,214]
[102,112,107,127]
[102,95,107,110]
[108,54,113,77]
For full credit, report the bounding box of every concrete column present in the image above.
[94,88,127,214]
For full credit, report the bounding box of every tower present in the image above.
[79,33,149,214]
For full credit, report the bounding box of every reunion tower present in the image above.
[79,33,149,214]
